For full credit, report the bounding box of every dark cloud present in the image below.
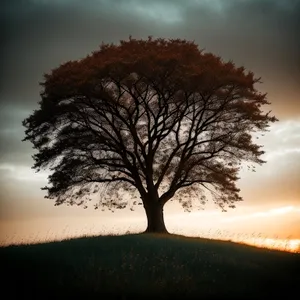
[1,0,299,139]
[0,0,299,118]
[1,0,299,102]
[0,106,32,165]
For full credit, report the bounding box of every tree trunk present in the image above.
[144,202,168,234]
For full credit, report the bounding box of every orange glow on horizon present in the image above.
[229,237,300,253]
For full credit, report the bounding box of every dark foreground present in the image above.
[1,233,299,299]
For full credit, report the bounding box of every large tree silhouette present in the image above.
[23,37,277,233]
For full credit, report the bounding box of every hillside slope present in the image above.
[1,233,299,299]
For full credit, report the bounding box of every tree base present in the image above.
[143,202,168,235]
[143,228,170,234]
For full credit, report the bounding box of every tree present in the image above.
[22,37,278,234]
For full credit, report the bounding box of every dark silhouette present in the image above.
[22,37,278,233]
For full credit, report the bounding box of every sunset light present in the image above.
[1,1,299,298]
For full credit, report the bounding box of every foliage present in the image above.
[23,36,277,217]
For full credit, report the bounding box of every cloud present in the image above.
[0,163,48,183]
[234,118,300,206]
[259,119,300,173]
[1,0,299,109]
[0,106,34,166]
[222,206,300,223]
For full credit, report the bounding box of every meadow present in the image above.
[1,232,299,299]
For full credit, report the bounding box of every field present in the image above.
[1,233,299,299]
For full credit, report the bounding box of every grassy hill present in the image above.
[1,233,299,299]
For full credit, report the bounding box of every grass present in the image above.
[1,233,299,299]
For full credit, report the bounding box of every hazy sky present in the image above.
[1,0,299,243]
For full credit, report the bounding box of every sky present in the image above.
[1,0,300,247]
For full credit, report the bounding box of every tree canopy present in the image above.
[23,37,278,233]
